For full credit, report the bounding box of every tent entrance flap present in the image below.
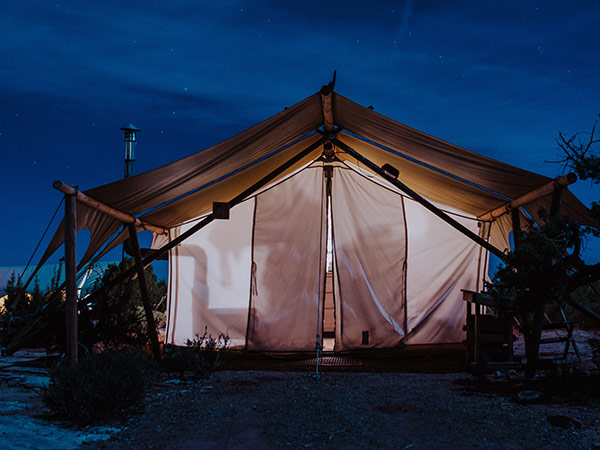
[331,166,407,351]
[246,167,327,351]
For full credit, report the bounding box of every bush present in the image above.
[43,349,157,424]
[163,328,230,379]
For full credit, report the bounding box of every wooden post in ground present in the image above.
[550,183,564,217]
[64,192,78,366]
[127,223,162,365]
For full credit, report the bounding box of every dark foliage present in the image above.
[491,214,581,315]
[0,273,62,350]
[43,349,157,424]
[163,327,230,379]
[78,258,166,352]
[490,213,584,374]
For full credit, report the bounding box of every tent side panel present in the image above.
[165,201,254,348]
[247,167,325,351]
[403,200,480,344]
[332,167,406,351]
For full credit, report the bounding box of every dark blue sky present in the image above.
[2,0,599,267]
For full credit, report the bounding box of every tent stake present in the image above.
[127,223,162,365]
[332,137,507,261]
[64,192,78,366]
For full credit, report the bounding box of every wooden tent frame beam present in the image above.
[320,85,334,132]
[53,181,168,235]
[478,173,577,222]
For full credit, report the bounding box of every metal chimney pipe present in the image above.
[120,123,140,178]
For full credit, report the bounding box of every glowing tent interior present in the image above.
[38,83,595,353]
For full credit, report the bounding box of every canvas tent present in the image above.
[39,85,596,353]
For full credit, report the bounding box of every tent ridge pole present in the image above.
[53,180,168,235]
[332,137,507,261]
[320,85,334,132]
[478,173,577,221]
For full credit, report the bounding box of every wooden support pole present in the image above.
[127,223,162,365]
[332,136,507,261]
[478,173,577,221]
[550,184,564,217]
[64,193,78,366]
[53,181,167,235]
[511,207,521,249]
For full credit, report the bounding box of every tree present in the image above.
[491,213,582,374]
[556,114,600,221]
[0,274,60,350]
[491,115,600,375]
[78,258,167,352]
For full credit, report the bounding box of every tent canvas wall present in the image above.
[39,85,597,353]
[164,161,483,351]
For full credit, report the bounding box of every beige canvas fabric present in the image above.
[331,166,407,350]
[141,134,322,228]
[402,199,481,344]
[247,167,326,351]
[165,200,254,348]
[333,93,551,200]
[335,133,509,216]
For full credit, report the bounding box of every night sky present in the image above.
[2,0,599,269]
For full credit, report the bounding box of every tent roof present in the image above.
[39,88,597,270]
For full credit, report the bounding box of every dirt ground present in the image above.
[1,331,599,450]
[79,370,600,450]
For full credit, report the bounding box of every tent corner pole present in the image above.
[64,192,78,366]
[511,207,521,249]
[550,183,564,217]
[127,223,163,365]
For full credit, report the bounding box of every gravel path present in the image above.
[81,370,600,450]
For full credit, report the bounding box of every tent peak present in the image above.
[320,69,337,95]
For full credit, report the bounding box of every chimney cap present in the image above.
[120,123,140,132]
